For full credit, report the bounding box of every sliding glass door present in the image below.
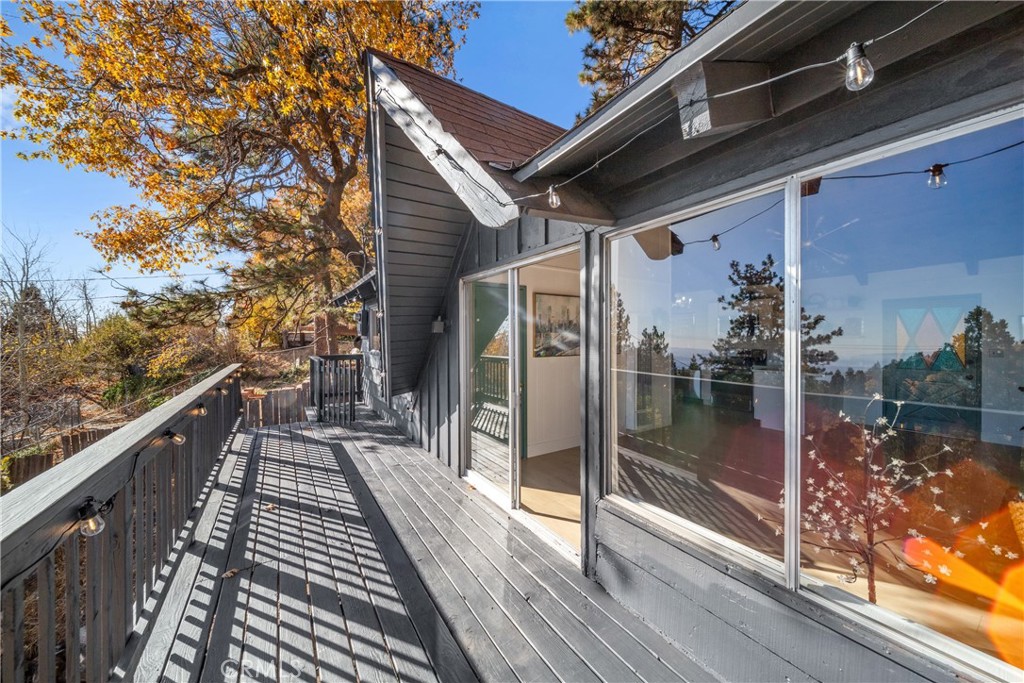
[467,273,515,496]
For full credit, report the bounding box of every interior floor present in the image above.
[520,448,581,551]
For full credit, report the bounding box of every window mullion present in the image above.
[783,175,802,591]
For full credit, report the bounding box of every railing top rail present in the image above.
[311,354,363,361]
[0,363,242,586]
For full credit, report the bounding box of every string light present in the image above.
[217,386,229,396]
[547,185,561,209]
[379,2,951,214]
[165,429,186,445]
[844,43,874,91]
[78,497,108,537]
[195,402,208,416]
[826,140,1023,184]
[927,164,948,189]
[660,136,1021,256]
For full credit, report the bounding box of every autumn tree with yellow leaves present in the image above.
[1,0,477,341]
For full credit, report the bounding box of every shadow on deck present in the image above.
[126,411,712,682]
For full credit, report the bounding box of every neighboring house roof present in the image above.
[333,269,378,307]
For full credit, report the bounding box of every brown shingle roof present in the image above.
[368,50,565,167]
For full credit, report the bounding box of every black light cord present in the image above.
[825,139,1023,181]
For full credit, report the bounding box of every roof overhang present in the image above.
[369,53,520,228]
[514,1,1012,188]
[367,52,615,227]
[513,0,787,182]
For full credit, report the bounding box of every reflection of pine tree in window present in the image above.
[696,254,842,382]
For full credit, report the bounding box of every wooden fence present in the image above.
[3,426,126,494]
[60,426,122,461]
[242,382,311,428]
[0,364,243,683]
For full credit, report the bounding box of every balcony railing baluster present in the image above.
[0,364,243,683]
[309,354,363,425]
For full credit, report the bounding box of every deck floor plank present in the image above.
[269,426,319,683]
[322,411,716,683]
[304,425,481,683]
[134,422,447,683]
[295,425,439,683]
[355,426,606,682]
[127,414,715,683]
[289,427,360,683]
[239,429,284,682]
[390,428,713,682]
[199,430,265,682]
[328,423,562,682]
[321,423,520,682]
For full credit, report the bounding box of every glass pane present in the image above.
[800,118,1023,667]
[610,191,786,563]
[468,273,511,493]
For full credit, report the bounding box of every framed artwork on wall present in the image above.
[533,293,581,357]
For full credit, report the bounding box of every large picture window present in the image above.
[798,118,1023,667]
[607,114,1023,671]
[610,190,787,563]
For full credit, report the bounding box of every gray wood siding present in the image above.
[594,502,963,683]
[381,116,467,395]
[381,203,593,477]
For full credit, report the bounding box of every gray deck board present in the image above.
[130,424,445,683]
[356,428,604,682]
[126,414,713,683]
[294,426,439,683]
[390,432,714,682]
[319,410,716,682]
[339,425,562,682]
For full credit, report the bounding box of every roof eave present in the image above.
[513,0,785,182]
[368,53,521,229]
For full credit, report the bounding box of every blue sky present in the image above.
[0,1,589,310]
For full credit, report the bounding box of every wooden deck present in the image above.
[127,411,713,682]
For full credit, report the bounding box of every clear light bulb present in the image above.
[844,43,874,92]
[927,164,947,189]
[195,403,208,416]
[711,235,721,251]
[78,500,106,537]
[547,185,561,209]
[166,430,187,445]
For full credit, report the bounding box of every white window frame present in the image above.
[601,104,1024,682]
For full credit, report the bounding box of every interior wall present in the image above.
[519,257,582,457]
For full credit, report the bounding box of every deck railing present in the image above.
[0,364,243,683]
[475,355,509,405]
[310,354,363,424]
